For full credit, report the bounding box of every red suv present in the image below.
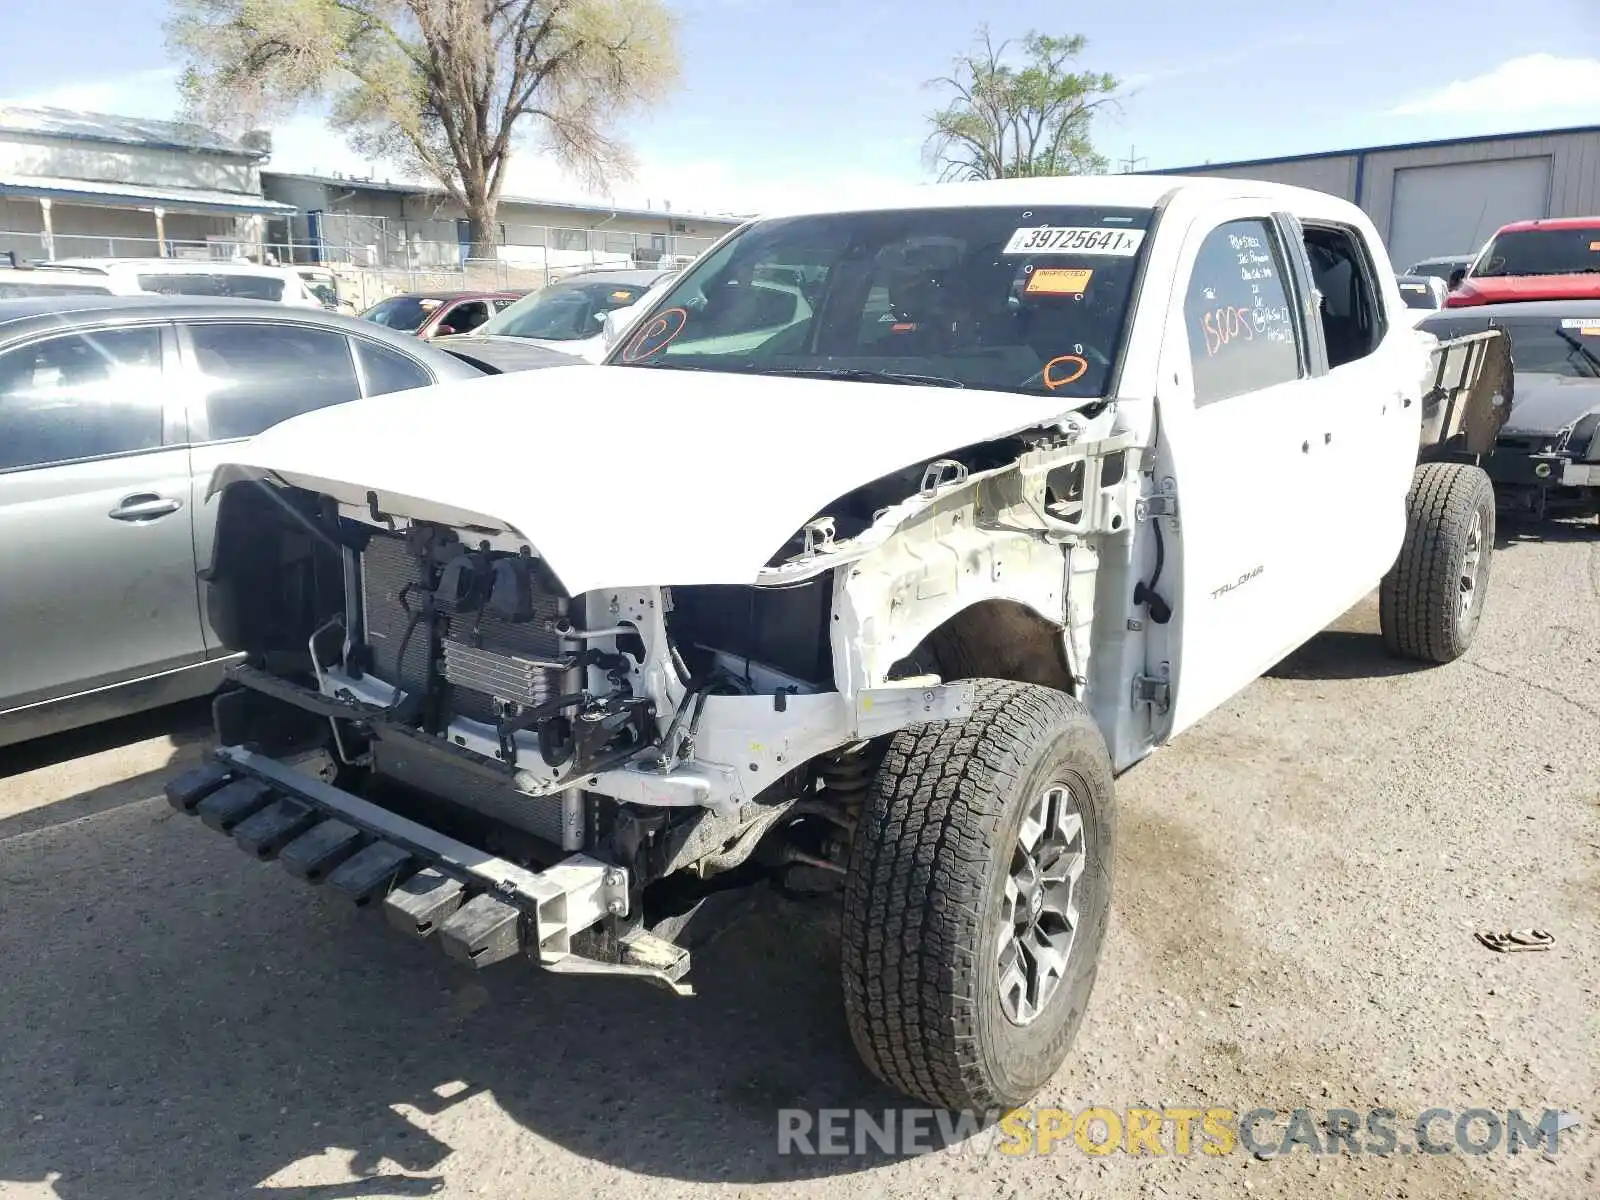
[1444,216,1600,307]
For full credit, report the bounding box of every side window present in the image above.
[446,301,490,334]
[1183,219,1301,406]
[0,327,164,471]
[1302,225,1384,369]
[136,273,286,302]
[355,339,434,397]
[190,322,361,440]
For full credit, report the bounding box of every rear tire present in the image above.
[840,679,1114,1111]
[1379,462,1495,663]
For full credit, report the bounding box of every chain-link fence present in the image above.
[0,216,719,313]
[296,211,716,280]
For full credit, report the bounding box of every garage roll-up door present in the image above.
[1387,157,1551,272]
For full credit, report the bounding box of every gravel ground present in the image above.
[1,518,1595,1200]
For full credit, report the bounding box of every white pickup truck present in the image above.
[165,176,1508,1113]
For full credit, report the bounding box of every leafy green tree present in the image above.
[926,26,1119,181]
[166,0,679,255]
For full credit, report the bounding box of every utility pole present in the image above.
[1118,145,1149,174]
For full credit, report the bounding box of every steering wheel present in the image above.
[1019,344,1110,392]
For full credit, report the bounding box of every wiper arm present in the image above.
[615,358,716,372]
[1555,328,1600,376]
[756,367,966,388]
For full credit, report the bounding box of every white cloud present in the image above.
[1391,54,1600,116]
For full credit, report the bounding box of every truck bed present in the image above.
[1418,327,1514,462]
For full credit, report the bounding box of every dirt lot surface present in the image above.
[1,519,1596,1200]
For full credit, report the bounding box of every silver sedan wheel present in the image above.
[997,783,1087,1026]
[1457,508,1484,633]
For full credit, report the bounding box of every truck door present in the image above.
[1290,217,1419,600]
[1149,206,1325,738]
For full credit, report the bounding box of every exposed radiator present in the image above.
[357,531,581,849]
[360,532,568,724]
[369,728,580,848]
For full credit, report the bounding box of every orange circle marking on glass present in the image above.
[1042,354,1089,389]
[621,306,688,362]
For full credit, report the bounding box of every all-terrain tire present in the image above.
[840,679,1115,1112]
[1379,462,1496,663]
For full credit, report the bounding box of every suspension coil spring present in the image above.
[816,740,886,817]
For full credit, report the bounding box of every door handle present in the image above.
[109,493,183,521]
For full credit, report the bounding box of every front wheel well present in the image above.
[886,599,1076,696]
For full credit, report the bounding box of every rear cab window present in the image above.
[1300,223,1386,368]
[605,205,1155,399]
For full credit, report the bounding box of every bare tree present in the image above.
[166,0,680,256]
[925,26,1119,182]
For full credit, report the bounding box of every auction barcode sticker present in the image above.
[1003,226,1145,256]
[1560,318,1600,333]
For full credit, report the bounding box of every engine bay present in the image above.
[204,479,853,836]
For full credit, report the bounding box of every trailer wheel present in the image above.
[1379,462,1496,663]
[840,679,1114,1111]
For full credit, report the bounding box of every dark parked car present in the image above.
[359,290,522,340]
[1406,254,1476,283]
[1419,299,1600,522]
[0,294,575,748]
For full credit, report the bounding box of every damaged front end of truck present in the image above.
[167,381,1140,992]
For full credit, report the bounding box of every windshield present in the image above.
[604,204,1154,398]
[1422,314,1600,378]
[1471,229,1600,278]
[482,279,654,340]
[134,272,286,301]
[1397,279,1440,309]
[1408,259,1466,281]
[361,295,442,331]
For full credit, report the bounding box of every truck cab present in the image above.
[166,176,1505,1117]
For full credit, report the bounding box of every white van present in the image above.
[33,258,324,307]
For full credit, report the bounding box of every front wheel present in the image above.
[840,679,1115,1111]
[1379,462,1496,663]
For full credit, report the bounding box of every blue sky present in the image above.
[1,0,1597,216]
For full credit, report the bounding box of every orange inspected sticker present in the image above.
[1026,268,1094,296]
